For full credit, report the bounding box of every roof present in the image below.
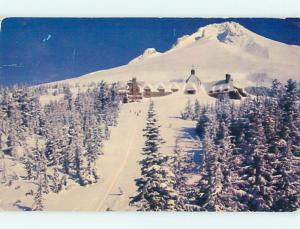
[186,74,201,85]
[171,82,180,90]
[204,79,234,93]
[156,83,166,90]
[143,83,155,90]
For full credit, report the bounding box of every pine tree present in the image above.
[51,167,62,193]
[273,79,300,211]
[197,122,223,211]
[23,154,33,180]
[193,99,201,121]
[32,175,44,211]
[169,137,193,210]
[0,133,7,183]
[34,100,47,136]
[95,81,109,123]
[44,137,59,166]
[239,99,276,211]
[181,99,194,120]
[84,114,102,183]
[273,140,300,211]
[74,143,85,186]
[196,105,214,139]
[63,85,73,111]
[131,101,181,211]
[6,132,17,157]
[280,79,299,155]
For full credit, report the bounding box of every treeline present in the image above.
[0,82,120,210]
[132,79,300,211]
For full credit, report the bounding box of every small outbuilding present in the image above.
[156,83,166,96]
[170,82,180,92]
[143,84,154,98]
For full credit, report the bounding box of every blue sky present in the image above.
[0,18,299,85]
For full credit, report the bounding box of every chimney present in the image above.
[191,69,195,75]
[225,74,231,83]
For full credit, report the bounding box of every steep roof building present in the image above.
[184,68,201,94]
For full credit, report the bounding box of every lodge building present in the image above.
[118,68,248,103]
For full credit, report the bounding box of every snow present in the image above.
[44,22,300,88]
[0,87,214,211]
[0,17,4,32]
[1,21,299,211]
[129,48,162,64]
[46,88,214,211]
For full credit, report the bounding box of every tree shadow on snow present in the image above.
[180,127,198,139]
[179,127,203,166]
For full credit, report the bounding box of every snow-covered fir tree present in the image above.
[193,99,201,121]
[193,81,300,211]
[131,101,182,211]
[181,99,194,120]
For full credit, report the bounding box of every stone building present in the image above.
[128,77,142,102]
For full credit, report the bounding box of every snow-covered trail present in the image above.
[94,101,148,211]
[44,100,148,211]
[43,89,215,211]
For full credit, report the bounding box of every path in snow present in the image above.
[43,89,214,211]
[44,99,149,211]
[94,101,148,211]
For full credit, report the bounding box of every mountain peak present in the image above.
[172,22,252,49]
[129,48,161,64]
[197,21,250,42]
[171,22,269,58]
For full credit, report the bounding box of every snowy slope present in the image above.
[128,48,162,64]
[49,21,300,87]
[1,22,299,211]
[0,88,215,211]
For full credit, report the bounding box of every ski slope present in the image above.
[1,21,299,211]
[0,87,214,211]
[43,88,213,211]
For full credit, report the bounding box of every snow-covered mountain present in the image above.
[129,48,162,64]
[52,22,300,87]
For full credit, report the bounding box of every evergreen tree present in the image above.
[131,101,181,211]
[273,140,300,211]
[280,79,300,155]
[273,79,300,211]
[193,99,201,121]
[181,99,194,120]
[196,106,215,139]
[63,85,73,111]
[197,122,223,211]
[44,137,59,166]
[50,167,62,193]
[238,99,276,211]
[32,175,44,211]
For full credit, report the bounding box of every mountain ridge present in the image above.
[46,22,300,87]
